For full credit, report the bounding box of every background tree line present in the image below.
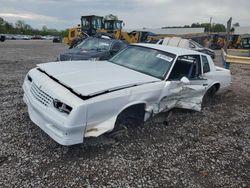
[0,17,68,37]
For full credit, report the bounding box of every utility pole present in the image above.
[209,17,212,35]
[223,17,232,69]
[225,17,232,53]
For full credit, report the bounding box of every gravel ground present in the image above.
[0,40,249,188]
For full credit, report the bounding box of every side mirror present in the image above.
[180,76,190,84]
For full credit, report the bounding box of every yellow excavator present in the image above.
[64,14,160,47]
[63,25,82,46]
[64,14,122,47]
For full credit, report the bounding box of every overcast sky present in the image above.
[0,0,249,30]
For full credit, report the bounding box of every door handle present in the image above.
[203,83,208,86]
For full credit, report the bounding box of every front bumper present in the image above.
[23,79,85,145]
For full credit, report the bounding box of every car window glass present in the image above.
[109,46,176,79]
[191,40,203,48]
[76,38,111,51]
[168,55,201,80]
[202,55,210,73]
[112,42,127,52]
[70,30,75,38]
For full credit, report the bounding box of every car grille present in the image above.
[30,83,53,106]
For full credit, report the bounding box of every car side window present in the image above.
[111,42,127,53]
[168,55,201,80]
[202,55,210,73]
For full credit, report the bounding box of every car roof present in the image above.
[132,43,204,56]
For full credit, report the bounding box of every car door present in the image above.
[158,54,208,112]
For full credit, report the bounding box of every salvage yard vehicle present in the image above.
[157,37,215,59]
[240,35,250,49]
[52,36,62,43]
[23,44,231,145]
[0,34,6,42]
[58,37,127,61]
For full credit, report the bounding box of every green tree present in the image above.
[191,23,201,28]
[212,23,226,32]
[0,17,5,33]
[42,25,48,32]
[4,22,14,33]
[233,22,240,27]
[15,20,26,29]
[200,23,210,32]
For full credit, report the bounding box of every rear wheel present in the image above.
[206,85,218,97]
[202,84,219,107]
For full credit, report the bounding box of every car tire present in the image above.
[0,36,6,42]
[202,84,218,107]
[109,105,145,139]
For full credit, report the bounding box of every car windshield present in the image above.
[109,46,176,80]
[76,38,111,51]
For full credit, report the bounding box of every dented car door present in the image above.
[158,54,207,112]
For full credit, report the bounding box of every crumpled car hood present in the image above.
[37,60,160,96]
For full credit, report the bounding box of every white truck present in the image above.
[23,43,231,145]
[157,37,215,59]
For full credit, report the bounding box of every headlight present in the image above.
[53,99,72,114]
[88,57,100,61]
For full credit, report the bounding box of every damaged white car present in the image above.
[23,44,231,145]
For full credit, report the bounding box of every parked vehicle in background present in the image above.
[31,35,43,40]
[0,35,6,42]
[23,43,231,145]
[58,37,127,61]
[157,37,215,59]
[53,36,62,43]
[240,35,250,49]
[22,35,31,40]
[45,35,54,40]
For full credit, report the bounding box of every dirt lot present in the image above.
[0,40,249,188]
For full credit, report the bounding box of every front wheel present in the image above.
[109,105,145,139]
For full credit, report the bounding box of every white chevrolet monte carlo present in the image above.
[23,43,231,145]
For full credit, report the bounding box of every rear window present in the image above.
[76,38,111,51]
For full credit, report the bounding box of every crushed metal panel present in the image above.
[158,81,206,113]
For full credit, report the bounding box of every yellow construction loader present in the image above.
[64,14,162,46]
[63,25,82,46]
